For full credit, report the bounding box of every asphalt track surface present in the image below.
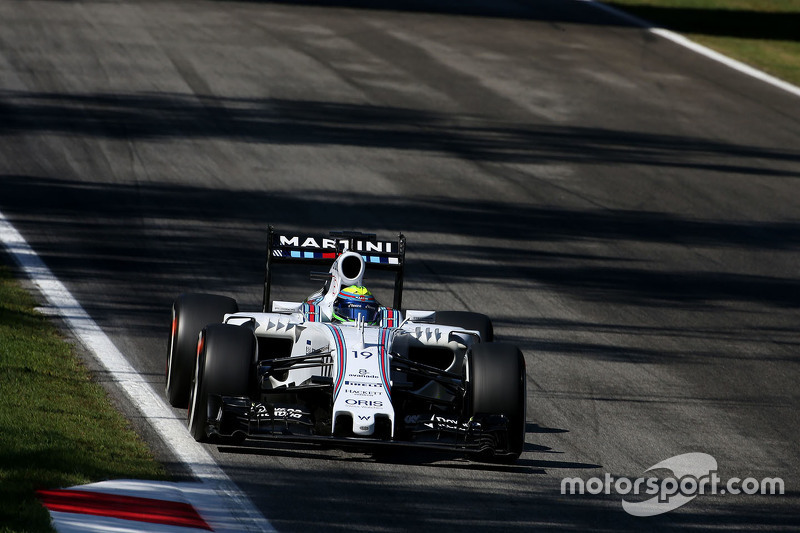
[1,0,799,531]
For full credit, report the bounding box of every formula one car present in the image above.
[166,228,527,461]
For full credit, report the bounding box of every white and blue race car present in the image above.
[166,228,527,461]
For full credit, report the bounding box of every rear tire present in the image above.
[166,293,238,408]
[188,324,255,442]
[435,311,493,342]
[466,343,526,461]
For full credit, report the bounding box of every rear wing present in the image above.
[263,226,406,311]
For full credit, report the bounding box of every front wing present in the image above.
[205,395,519,458]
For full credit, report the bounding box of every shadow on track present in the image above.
[214,0,627,25]
[216,0,800,42]
[209,420,590,475]
[2,174,799,323]
[2,91,799,177]
[1,166,799,393]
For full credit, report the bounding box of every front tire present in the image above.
[466,342,526,461]
[188,324,255,442]
[166,293,238,408]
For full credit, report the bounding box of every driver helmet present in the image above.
[332,285,380,325]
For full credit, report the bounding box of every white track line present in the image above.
[580,0,800,99]
[0,211,274,533]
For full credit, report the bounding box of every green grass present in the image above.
[604,0,800,86]
[0,264,167,533]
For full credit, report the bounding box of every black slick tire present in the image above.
[188,324,255,442]
[166,293,238,408]
[466,342,526,461]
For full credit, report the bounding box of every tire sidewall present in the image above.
[188,324,255,442]
[466,342,526,458]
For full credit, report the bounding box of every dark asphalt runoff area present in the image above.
[1,0,799,531]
